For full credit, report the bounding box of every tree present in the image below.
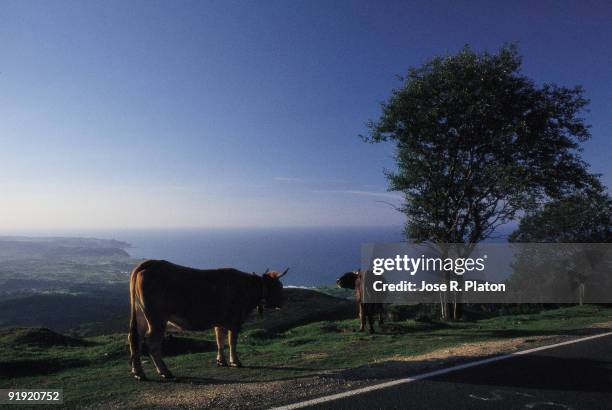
[509,180,612,243]
[509,181,612,304]
[365,45,594,319]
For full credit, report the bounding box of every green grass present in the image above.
[1,303,611,408]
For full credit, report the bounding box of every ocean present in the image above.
[113,227,404,287]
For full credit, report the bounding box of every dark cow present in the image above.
[128,259,287,380]
[336,270,384,333]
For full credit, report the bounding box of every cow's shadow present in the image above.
[144,364,316,385]
[144,374,250,385]
[240,364,313,372]
[166,376,234,385]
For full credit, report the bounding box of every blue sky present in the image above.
[1,0,611,230]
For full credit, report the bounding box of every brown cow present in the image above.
[336,270,384,333]
[128,260,287,380]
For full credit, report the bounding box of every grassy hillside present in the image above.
[0,284,128,331]
[75,288,357,336]
[1,303,611,408]
[0,294,118,330]
[0,283,356,336]
[314,285,354,300]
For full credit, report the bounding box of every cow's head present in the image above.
[261,268,288,309]
[336,270,359,289]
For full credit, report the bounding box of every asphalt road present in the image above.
[297,334,612,410]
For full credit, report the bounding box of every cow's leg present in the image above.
[367,313,376,334]
[358,304,366,332]
[214,327,228,367]
[228,328,242,368]
[378,306,385,326]
[129,314,148,380]
[146,321,174,379]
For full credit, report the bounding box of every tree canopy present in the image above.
[365,44,594,245]
[509,180,612,243]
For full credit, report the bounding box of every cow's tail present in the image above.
[128,263,142,367]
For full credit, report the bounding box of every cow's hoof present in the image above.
[159,371,175,379]
[229,361,242,368]
[216,359,228,367]
[132,372,147,381]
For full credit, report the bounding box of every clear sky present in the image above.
[1,0,611,230]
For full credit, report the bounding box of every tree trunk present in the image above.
[453,276,464,320]
[440,272,452,320]
[453,300,462,320]
[439,292,448,320]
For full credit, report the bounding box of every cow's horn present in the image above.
[264,268,270,274]
[279,267,289,278]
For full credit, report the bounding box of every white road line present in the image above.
[272,331,612,410]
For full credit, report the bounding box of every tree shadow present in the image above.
[321,336,612,393]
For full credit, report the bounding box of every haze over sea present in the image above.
[5,227,404,287]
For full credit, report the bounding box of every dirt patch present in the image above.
[587,319,612,329]
[300,352,328,361]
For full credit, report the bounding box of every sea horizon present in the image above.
[0,226,405,287]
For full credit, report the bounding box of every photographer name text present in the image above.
[372,280,505,292]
